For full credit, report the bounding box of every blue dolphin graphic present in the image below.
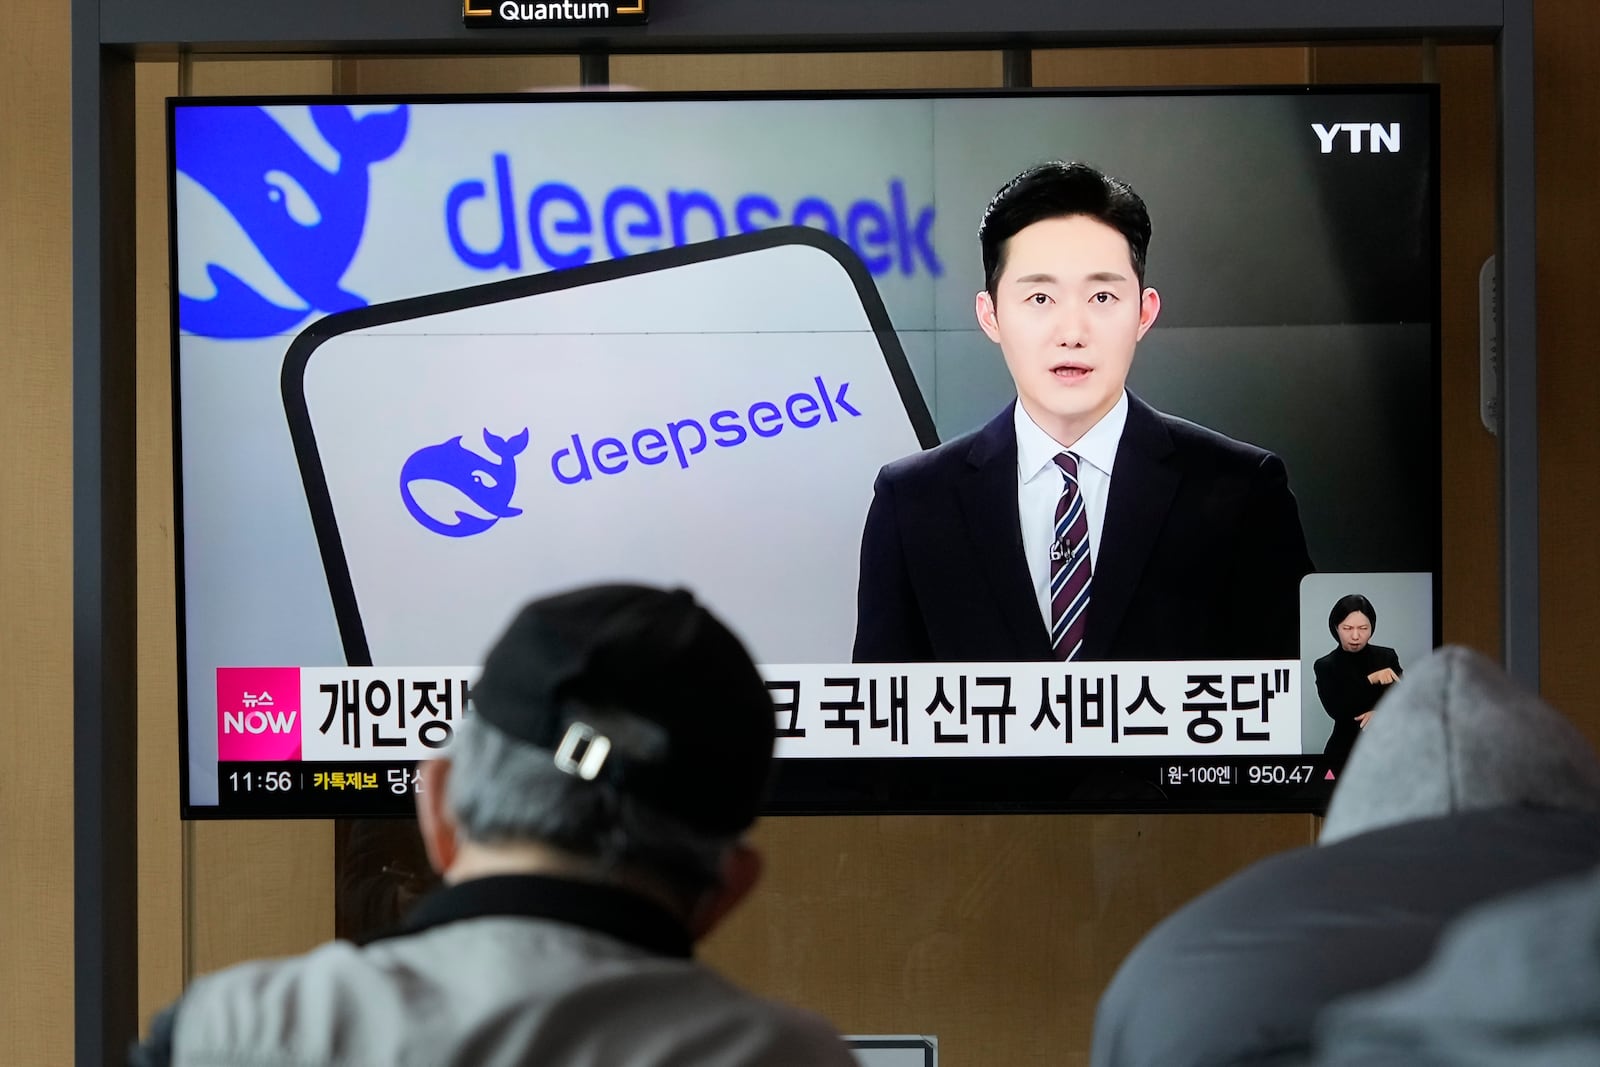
[177,104,409,339]
[400,428,530,538]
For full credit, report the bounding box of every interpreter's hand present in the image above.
[1367,668,1400,686]
[1355,711,1375,730]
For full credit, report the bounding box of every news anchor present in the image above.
[852,161,1314,663]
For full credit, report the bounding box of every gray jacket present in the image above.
[1090,807,1600,1067]
[1092,646,1600,1067]
[1312,861,1600,1066]
[132,874,856,1067]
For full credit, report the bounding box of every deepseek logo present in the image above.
[217,667,303,761]
[401,376,861,537]
[176,105,410,339]
[446,153,942,279]
[551,375,861,483]
[400,428,530,537]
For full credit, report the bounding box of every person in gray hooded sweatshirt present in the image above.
[1308,860,1600,1067]
[1091,645,1600,1067]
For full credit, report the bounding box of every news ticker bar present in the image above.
[216,661,1304,763]
[218,761,426,817]
[217,754,1337,817]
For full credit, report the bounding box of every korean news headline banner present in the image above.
[217,661,1303,762]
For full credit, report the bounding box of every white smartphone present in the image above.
[284,228,936,666]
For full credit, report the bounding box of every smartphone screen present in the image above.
[286,228,936,666]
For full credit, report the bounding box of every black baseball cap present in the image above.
[469,583,776,836]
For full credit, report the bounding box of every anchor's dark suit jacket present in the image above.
[852,393,1314,662]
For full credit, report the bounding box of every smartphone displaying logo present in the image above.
[285,228,937,666]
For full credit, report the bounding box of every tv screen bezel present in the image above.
[167,83,1443,819]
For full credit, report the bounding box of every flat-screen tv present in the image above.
[169,87,1438,817]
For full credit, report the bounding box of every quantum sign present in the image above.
[462,0,647,28]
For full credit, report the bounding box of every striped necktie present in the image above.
[1050,452,1093,660]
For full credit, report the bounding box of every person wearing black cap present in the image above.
[1314,593,1404,766]
[131,583,856,1067]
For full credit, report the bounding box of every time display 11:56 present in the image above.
[228,770,294,791]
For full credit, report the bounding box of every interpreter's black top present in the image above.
[1315,644,1403,764]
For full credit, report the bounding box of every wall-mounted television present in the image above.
[169,86,1438,817]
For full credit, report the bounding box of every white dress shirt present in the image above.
[1015,391,1129,633]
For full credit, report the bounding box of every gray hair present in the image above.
[444,714,734,897]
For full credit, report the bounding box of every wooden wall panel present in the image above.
[0,2,75,1063]
[1034,45,1307,86]
[706,814,1313,1064]
[187,57,340,97]
[135,57,188,1026]
[1434,45,1503,661]
[186,821,336,974]
[611,51,1003,91]
[1309,42,1429,84]
[338,55,580,94]
[1534,0,1600,745]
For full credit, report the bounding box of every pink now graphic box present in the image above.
[216,667,303,761]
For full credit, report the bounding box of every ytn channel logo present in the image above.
[217,667,303,762]
[176,105,410,339]
[1312,122,1401,154]
[400,377,860,538]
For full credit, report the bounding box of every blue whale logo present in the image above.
[400,428,530,538]
[176,104,409,339]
